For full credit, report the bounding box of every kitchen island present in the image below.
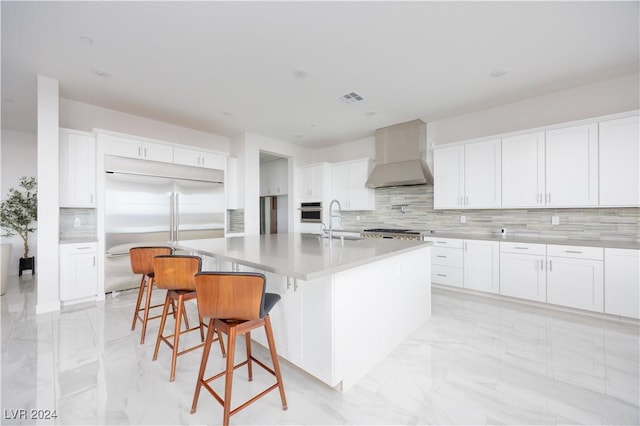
[177,233,432,391]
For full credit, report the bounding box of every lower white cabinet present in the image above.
[604,248,640,319]
[499,242,547,302]
[425,238,463,288]
[59,242,98,302]
[463,239,499,294]
[546,245,604,313]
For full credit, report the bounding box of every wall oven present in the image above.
[300,202,322,223]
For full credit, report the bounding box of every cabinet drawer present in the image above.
[500,241,546,256]
[431,247,463,267]
[424,237,464,249]
[431,265,463,288]
[547,244,603,260]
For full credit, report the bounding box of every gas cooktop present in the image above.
[361,228,422,240]
[363,228,420,234]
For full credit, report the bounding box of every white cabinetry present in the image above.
[501,132,546,207]
[260,159,287,196]
[547,245,603,313]
[604,248,640,319]
[226,157,243,209]
[599,115,640,206]
[173,147,226,170]
[300,163,330,199]
[59,129,96,207]
[330,158,375,210]
[59,242,98,302]
[463,239,500,294]
[424,237,463,288]
[499,242,547,302]
[101,134,173,163]
[434,139,501,209]
[545,123,598,207]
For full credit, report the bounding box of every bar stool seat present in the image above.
[191,272,287,426]
[129,246,174,344]
[152,255,226,382]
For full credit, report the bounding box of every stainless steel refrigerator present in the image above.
[104,156,224,292]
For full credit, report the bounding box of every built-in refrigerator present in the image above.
[104,156,224,292]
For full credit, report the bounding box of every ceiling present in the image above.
[2,1,638,149]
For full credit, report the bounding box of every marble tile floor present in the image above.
[1,273,639,425]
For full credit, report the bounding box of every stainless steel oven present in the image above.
[300,202,322,223]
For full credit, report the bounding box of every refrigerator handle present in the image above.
[175,193,180,242]
[170,193,175,242]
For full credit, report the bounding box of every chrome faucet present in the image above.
[328,199,342,243]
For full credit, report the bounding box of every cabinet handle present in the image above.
[436,273,447,277]
[90,194,94,204]
[465,195,469,205]
[514,247,529,250]
[464,242,467,251]
[546,193,551,204]
[201,156,205,165]
[540,259,544,270]
[436,255,447,258]
[144,147,147,157]
[93,256,96,267]
[565,250,583,254]
[549,260,553,271]
[76,246,92,250]
[138,147,141,157]
[436,241,448,245]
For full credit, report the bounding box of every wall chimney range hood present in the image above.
[365,119,433,188]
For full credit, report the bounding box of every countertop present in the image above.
[177,233,431,281]
[422,231,640,250]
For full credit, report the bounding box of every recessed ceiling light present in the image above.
[295,133,304,138]
[223,111,234,117]
[309,123,316,128]
[489,68,508,78]
[91,68,111,77]
[365,111,376,116]
[80,36,93,45]
[295,68,308,78]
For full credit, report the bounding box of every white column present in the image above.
[36,75,60,314]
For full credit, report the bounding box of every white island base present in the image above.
[182,235,432,392]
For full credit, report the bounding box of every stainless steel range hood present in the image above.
[365,119,433,188]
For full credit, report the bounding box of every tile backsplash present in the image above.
[338,185,640,243]
[227,209,245,233]
[59,208,97,241]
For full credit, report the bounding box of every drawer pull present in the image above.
[436,255,447,258]
[436,273,447,277]
[565,250,583,254]
[436,241,448,244]
[514,247,529,250]
[76,246,92,250]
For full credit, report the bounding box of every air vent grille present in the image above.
[338,91,364,104]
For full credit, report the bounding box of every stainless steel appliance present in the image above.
[300,201,322,223]
[104,156,225,293]
[361,228,422,241]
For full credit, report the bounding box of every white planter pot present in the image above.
[1,243,11,296]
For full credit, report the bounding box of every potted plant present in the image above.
[1,176,37,275]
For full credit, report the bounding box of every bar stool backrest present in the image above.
[129,246,174,275]
[195,272,267,321]
[153,255,202,291]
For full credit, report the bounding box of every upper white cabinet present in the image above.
[101,134,173,163]
[604,248,640,319]
[260,158,287,196]
[599,115,640,206]
[174,147,226,170]
[545,123,598,207]
[300,163,330,199]
[434,139,501,209]
[501,132,546,207]
[59,129,96,208]
[330,158,375,210]
[463,239,499,294]
[226,157,243,209]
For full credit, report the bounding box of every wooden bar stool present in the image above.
[191,272,287,426]
[152,255,226,382]
[129,246,174,344]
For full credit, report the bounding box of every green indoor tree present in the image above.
[1,176,38,259]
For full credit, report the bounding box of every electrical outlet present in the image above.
[356,215,360,221]
[460,215,466,223]
[551,216,560,225]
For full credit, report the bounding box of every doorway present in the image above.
[259,151,289,235]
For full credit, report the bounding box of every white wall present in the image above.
[426,72,640,147]
[60,98,231,152]
[0,129,38,275]
[311,136,376,164]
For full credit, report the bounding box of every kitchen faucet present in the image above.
[328,199,342,243]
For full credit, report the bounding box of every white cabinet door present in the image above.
[545,123,598,207]
[433,145,464,209]
[59,130,96,207]
[173,147,201,167]
[102,134,173,163]
[464,139,501,208]
[330,163,350,207]
[604,248,640,319]
[141,142,173,162]
[463,240,499,294]
[502,132,545,207]
[599,115,640,207]
[547,253,603,313]
[261,159,287,196]
[330,159,374,211]
[59,243,98,302]
[300,163,329,199]
[500,252,546,302]
[199,152,226,170]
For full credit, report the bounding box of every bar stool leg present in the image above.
[139,276,155,344]
[223,326,237,426]
[191,318,216,414]
[169,293,186,382]
[131,275,147,331]
[264,315,288,410]
[153,294,172,361]
[245,332,253,381]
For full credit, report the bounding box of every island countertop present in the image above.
[177,233,431,281]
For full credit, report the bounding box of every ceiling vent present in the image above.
[338,91,364,104]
